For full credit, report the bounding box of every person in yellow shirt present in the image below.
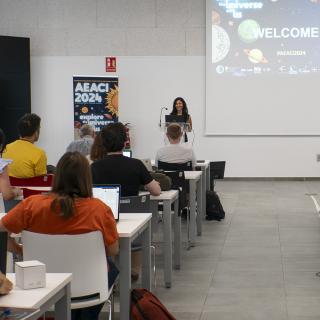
[2,113,47,178]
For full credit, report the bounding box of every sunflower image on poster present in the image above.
[105,85,119,119]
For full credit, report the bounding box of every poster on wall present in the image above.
[73,76,119,138]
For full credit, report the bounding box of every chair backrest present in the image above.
[157,161,192,171]
[209,161,226,190]
[120,194,150,213]
[22,231,109,304]
[9,174,54,187]
[22,188,49,199]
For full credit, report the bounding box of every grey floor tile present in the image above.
[284,271,320,288]
[139,181,320,319]
[287,297,320,318]
[280,227,320,245]
[212,269,284,288]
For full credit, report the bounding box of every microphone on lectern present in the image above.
[159,107,168,127]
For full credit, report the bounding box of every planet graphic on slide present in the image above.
[244,49,268,64]
[238,19,260,43]
[212,25,230,63]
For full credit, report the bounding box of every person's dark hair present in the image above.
[17,113,41,137]
[171,97,189,120]
[0,128,5,154]
[166,123,182,140]
[51,152,93,219]
[101,122,127,153]
[90,131,107,162]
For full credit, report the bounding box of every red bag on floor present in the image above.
[131,289,176,320]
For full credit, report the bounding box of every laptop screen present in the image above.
[123,150,132,158]
[92,185,121,221]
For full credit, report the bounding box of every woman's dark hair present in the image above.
[101,122,127,153]
[17,113,41,137]
[90,131,107,162]
[0,128,5,154]
[51,152,93,219]
[171,97,189,121]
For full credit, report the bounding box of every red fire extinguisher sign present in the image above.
[106,57,116,72]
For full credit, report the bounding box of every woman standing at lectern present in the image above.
[170,97,192,142]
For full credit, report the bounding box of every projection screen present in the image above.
[205,0,320,135]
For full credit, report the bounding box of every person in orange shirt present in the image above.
[0,151,119,320]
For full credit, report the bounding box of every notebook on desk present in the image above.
[92,185,121,222]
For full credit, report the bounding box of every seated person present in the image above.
[0,129,20,200]
[2,113,47,178]
[66,124,95,156]
[91,122,161,197]
[0,272,13,295]
[0,152,119,320]
[87,131,107,164]
[155,123,196,168]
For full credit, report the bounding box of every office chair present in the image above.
[9,174,54,187]
[163,170,191,250]
[157,160,193,171]
[22,231,114,320]
[22,188,49,198]
[209,161,226,191]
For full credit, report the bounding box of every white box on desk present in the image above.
[15,260,46,289]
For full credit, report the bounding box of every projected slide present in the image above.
[211,0,320,77]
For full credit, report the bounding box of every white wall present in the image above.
[31,56,320,177]
[2,0,320,177]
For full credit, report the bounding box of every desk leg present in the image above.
[163,200,172,288]
[206,166,210,191]
[189,180,196,246]
[173,198,181,270]
[150,200,159,234]
[141,220,151,290]
[55,282,71,320]
[119,237,131,320]
[196,178,203,236]
[201,168,206,221]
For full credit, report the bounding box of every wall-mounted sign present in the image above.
[106,57,116,72]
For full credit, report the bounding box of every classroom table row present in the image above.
[0,160,211,320]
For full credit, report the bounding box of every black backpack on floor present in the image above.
[206,190,225,221]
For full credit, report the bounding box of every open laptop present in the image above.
[92,185,121,222]
[123,150,132,158]
[165,115,185,124]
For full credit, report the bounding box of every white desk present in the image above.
[0,273,72,320]
[117,213,152,320]
[196,160,210,220]
[184,171,203,245]
[150,190,180,288]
